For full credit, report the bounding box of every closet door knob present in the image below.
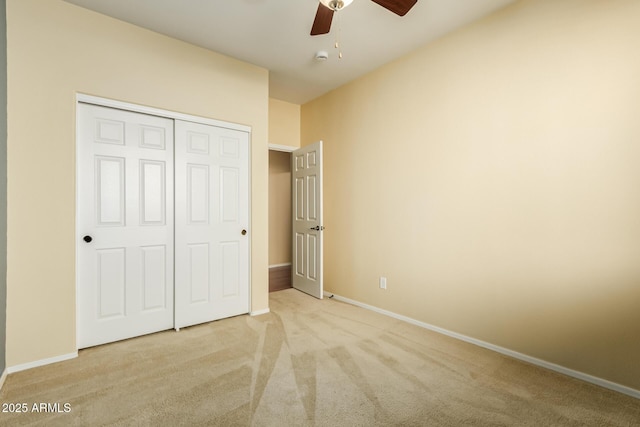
[83,235,93,243]
[241,229,247,236]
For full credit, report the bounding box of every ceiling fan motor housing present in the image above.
[312,0,416,36]
[321,0,351,11]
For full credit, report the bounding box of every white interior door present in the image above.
[174,120,250,328]
[292,141,324,299]
[77,103,174,348]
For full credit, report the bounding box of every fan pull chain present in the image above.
[335,11,343,59]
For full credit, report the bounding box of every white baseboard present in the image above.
[250,308,270,316]
[7,352,78,374]
[0,368,7,391]
[324,291,640,400]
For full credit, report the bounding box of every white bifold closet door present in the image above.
[77,103,249,349]
[77,104,175,348]
[174,120,249,329]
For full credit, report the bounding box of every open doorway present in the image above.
[268,149,292,292]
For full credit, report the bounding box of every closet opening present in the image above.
[268,148,292,292]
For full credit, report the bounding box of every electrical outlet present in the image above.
[379,276,387,290]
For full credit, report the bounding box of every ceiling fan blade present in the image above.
[370,0,418,16]
[311,3,334,36]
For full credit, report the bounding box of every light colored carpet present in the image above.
[1,288,639,426]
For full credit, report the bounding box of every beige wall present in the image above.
[267,98,298,266]
[269,151,291,266]
[6,0,269,367]
[302,0,640,391]
[268,98,300,148]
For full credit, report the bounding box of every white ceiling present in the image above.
[65,0,517,105]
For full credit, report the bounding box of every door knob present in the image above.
[241,229,247,236]
[309,226,325,231]
[83,235,93,243]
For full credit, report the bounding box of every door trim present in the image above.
[77,94,251,133]
[268,143,296,153]
[75,94,253,349]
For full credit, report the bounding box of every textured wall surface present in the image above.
[6,0,269,367]
[0,0,8,377]
[302,0,640,391]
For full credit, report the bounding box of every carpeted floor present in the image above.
[1,288,639,426]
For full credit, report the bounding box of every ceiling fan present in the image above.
[311,0,418,36]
